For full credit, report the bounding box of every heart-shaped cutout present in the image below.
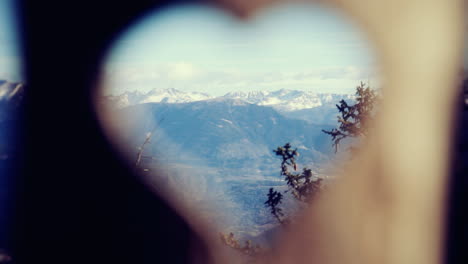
[95,2,379,252]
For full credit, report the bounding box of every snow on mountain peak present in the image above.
[104,88,213,108]
[222,89,353,112]
[0,81,24,102]
[222,90,270,104]
[104,88,354,112]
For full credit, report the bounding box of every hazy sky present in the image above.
[0,0,22,82]
[104,3,379,96]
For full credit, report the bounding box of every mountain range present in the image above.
[0,82,355,243]
[0,80,24,122]
[105,89,356,239]
[0,80,24,154]
[105,88,354,110]
[0,80,25,248]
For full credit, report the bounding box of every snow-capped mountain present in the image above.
[0,80,24,103]
[100,85,366,240]
[222,89,355,112]
[104,88,213,108]
[0,80,25,239]
[103,87,357,126]
[104,87,354,112]
[0,80,24,123]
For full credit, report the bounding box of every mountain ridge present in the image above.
[114,100,337,235]
[104,87,355,113]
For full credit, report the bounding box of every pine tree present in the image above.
[322,81,378,152]
[265,143,322,225]
[265,82,377,225]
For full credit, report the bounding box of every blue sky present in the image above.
[103,3,379,95]
[0,0,22,82]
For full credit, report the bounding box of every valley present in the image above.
[104,88,353,242]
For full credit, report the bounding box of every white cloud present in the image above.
[167,62,199,80]
[0,56,22,81]
[102,63,378,96]
[292,66,373,81]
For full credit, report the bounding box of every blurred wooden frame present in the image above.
[205,0,464,264]
[95,0,464,263]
